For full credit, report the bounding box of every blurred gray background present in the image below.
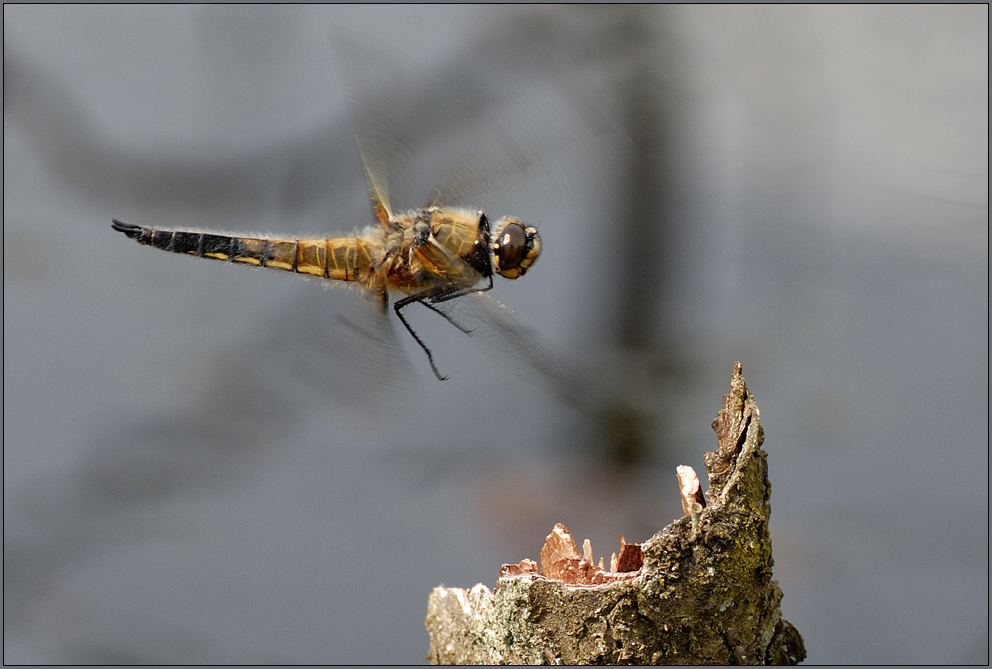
[4,5,987,664]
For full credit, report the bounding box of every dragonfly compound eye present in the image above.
[493,218,541,280]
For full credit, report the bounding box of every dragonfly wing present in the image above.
[422,118,544,210]
[432,291,585,409]
[254,288,417,411]
[330,29,416,225]
[357,142,392,225]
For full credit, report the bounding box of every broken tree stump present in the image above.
[425,362,806,665]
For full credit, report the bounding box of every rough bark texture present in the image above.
[425,362,806,665]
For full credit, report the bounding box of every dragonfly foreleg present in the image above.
[393,274,495,381]
[394,295,449,381]
[424,275,494,314]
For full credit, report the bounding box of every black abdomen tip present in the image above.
[111,219,142,239]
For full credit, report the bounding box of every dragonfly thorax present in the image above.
[395,207,539,282]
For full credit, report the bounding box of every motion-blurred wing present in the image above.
[330,29,411,224]
[254,288,417,411]
[432,291,585,409]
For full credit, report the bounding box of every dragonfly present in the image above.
[108,29,600,389]
[111,149,542,381]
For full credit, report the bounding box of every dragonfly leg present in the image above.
[419,276,495,335]
[427,275,494,305]
[394,296,448,381]
[393,275,495,380]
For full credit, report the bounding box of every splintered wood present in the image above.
[498,523,643,587]
[676,465,706,516]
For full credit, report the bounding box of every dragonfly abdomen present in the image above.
[111,220,374,283]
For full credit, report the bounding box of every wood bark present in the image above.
[425,362,806,665]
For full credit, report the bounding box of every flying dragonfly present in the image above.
[111,142,541,382]
[108,27,602,390]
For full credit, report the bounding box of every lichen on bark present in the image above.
[426,362,806,665]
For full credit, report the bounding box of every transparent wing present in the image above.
[253,288,418,411]
[329,28,419,219]
[329,26,606,217]
[430,291,587,409]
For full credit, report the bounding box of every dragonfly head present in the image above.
[491,216,541,280]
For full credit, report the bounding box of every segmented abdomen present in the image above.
[111,220,374,283]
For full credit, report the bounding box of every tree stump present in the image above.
[425,362,806,665]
